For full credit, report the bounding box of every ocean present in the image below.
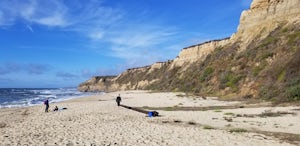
[0,88,98,108]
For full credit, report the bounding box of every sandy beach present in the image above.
[0,90,299,146]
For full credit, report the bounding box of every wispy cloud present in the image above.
[0,10,6,26]
[0,63,21,75]
[92,25,179,67]
[0,0,122,28]
[56,71,78,80]
[0,0,67,27]
[0,62,50,75]
[0,1,130,52]
[0,77,13,84]
[0,0,179,69]
[110,27,176,47]
[26,25,34,32]
[27,64,49,75]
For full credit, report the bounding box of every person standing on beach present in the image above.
[116,94,121,106]
[44,98,49,112]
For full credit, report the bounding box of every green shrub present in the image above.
[203,125,215,129]
[214,109,222,112]
[277,70,286,82]
[224,112,235,116]
[259,86,278,100]
[281,27,289,33]
[260,36,277,47]
[257,51,274,61]
[241,47,256,59]
[200,67,214,82]
[229,128,247,133]
[163,107,175,111]
[214,47,223,54]
[252,66,263,76]
[252,61,268,77]
[220,71,242,90]
[287,84,300,101]
[288,31,300,45]
[284,77,300,101]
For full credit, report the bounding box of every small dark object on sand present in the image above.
[148,111,159,117]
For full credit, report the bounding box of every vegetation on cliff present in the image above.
[78,0,300,103]
[111,24,300,102]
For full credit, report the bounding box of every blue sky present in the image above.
[0,0,252,88]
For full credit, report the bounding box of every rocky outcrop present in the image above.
[79,61,172,92]
[168,0,300,67]
[78,76,117,92]
[171,38,231,67]
[234,0,300,51]
[79,0,300,102]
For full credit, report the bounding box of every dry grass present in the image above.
[203,125,215,130]
[224,112,235,116]
[187,121,196,125]
[258,111,296,117]
[253,131,300,145]
[137,104,272,112]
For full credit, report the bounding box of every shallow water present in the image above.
[0,88,98,108]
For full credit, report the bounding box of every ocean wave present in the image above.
[0,88,100,108]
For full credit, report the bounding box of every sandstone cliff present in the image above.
[235,0,300,51]
[78,76,116,92]
[78,0,300,102]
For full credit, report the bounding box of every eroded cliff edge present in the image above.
[79,0,300,102]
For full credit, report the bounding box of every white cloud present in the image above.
[0,0,179,68]
[103,26,177,66]
[19,1,36,20]
[26,25,34,32]
[34,14,68,27]
[89,31,105,40]
[110,30,170,48]
[56,71,78,80]
[0,11,4,25]
[0,62,50,75]
[0,6,16,26]
[0,0,69,27]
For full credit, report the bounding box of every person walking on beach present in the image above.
[116,94,121,106]
[44,98,49,112]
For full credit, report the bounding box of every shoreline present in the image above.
[0,90,299,145]
[0,87,101,109]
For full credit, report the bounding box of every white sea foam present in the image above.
[0,88,100,108]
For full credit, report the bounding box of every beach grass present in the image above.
[229,128,248,133]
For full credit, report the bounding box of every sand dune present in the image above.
[0,90,299,145]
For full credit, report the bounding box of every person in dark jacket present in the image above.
[44,98,49,112]
[53,106,59,111]
[116,94,121,106]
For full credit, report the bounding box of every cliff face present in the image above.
[78,76,117,92]
[78,0,300,102]
[235,0,300,51]
[171,38,231,67]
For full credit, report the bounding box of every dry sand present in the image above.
[0,90,299,146]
